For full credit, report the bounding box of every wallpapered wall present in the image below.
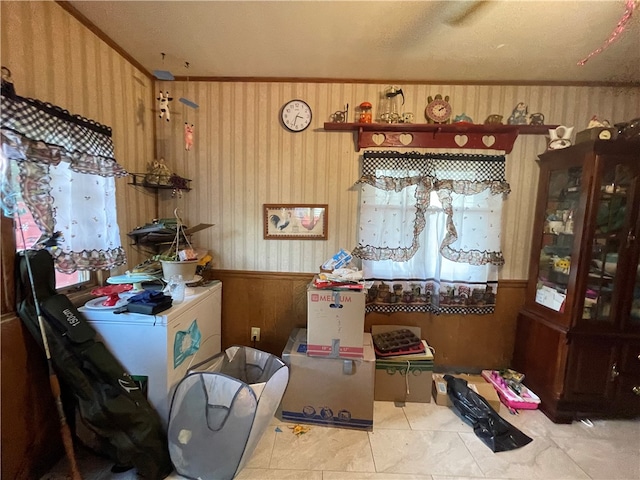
[2,0,639,281]
[1,0,157,270]
[156,80,640,279]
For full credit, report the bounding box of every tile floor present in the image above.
[42,401,639,480]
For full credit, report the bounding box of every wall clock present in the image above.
[425,95,452,124]
[281,99,312,132]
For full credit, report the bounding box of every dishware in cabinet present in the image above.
[513,139,640,423]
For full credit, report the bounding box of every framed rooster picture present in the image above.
[263,204,328,240]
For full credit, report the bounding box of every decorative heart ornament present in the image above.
[399,133,413,145]
[454,135,468,147]
[372,133,385,145]
[482,135,496,147]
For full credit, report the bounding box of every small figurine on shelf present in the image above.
[587,115,611,129]
[358,102,372,123]
[484,114,503,125]
[145,158,172,186]
[453,113,473,123]
[401,112,414,124]
[548,125,574,150]
[330,104,349,123]
[508,102,529,125]
[553,256,571,274]
[529,113,545,125]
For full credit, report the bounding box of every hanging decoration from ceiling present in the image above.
[180,62,198,151]
[153,52,175,80]
[157,91,173,121]
[184,122,194,151]
[577,0,638,65]
[179,62,199,109]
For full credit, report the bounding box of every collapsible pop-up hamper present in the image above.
[167,346,289,480]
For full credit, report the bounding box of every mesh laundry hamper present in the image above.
[167,346,289,480]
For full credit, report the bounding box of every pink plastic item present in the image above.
[481,370,540,410]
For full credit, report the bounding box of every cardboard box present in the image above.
[432,373,501,412]
[372,326,434,403]
[306,285,365,358]
[375,359,433,403]
[280,328,375,430]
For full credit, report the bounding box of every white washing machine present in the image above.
[79,281,222,428]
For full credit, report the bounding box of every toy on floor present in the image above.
[481,370,540,410]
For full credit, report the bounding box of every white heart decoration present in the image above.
[454,135,468,147]
[372,133,385,146]
[482,135,496,147]
[399,133,413,145]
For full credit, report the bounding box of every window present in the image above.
[1,89,128,291]
[354,151,509,315]
[13,198,89,290]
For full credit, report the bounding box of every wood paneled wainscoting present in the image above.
[207,270,527,370]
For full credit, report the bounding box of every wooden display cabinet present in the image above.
[512,139,640,423]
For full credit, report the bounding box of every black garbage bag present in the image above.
[444,374,532,452]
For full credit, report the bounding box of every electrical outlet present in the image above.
[251,327,261,342]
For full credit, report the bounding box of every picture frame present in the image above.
[263,204,328,240]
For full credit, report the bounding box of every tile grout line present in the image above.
[455,430,490,478]
[546,434,598,480]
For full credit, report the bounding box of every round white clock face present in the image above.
[281,99,312,132]
[425,99,452,123]
[599,129,612,140]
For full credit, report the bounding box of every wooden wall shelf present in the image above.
[128,173,192,191]
[323,122,558,153]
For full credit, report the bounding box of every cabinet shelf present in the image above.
[323,122,558,153]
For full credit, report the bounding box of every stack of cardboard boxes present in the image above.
[279,283,375,430]
[279,276,503,430]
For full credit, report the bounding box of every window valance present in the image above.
[1,92,126,177]
[1,83,127,272]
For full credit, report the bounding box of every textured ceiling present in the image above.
[67,0,640,84]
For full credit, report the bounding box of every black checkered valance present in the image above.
[360,150,507,183]
[0,92,126,177]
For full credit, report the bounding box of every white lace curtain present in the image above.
[354,151,510,315]
[0,90,127,272]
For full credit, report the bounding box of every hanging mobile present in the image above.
[153,52,175,81]
[157,91,173,121]
[180,62,198,152]
[179,62,199,109]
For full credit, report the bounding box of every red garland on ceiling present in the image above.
[578,0,638,65]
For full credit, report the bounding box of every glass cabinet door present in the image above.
[535,166,582,312]
[583,162,633,325]
[631,251,640,328]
